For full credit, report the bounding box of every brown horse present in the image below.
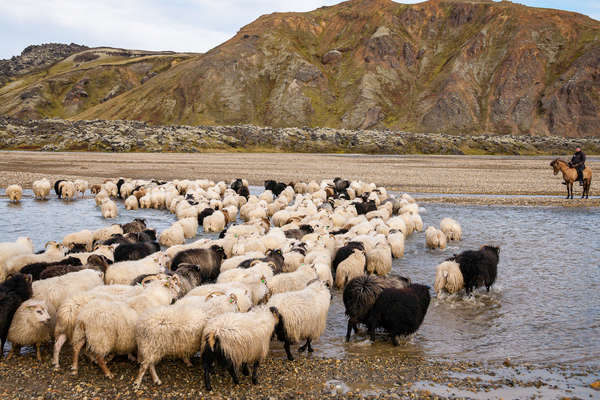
[550,158,592,199]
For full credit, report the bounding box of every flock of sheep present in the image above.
[1,176,500,390]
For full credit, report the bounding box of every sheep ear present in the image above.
[24,274,33,284]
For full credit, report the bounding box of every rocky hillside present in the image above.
[2,117,599,154]
[1,0,599,138]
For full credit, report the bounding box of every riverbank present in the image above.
[0,152,597,206]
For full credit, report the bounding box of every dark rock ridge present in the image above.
[1,117,598,154]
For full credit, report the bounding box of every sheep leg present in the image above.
[203,364,212,391]
[127,353,137,362]
[392,335,400,346]
[251,361,260,385]
[150,364,162,385]
[53,333,67,369]
[96,355,114,379]
[284,340,294,361]
[134,364,148,388]
[242,363,250,376]
[36,343,42,362]
[183,356,193,367]
[345,320,353,342]
[228,365,240,385]
[299,339,311,352]
[5,346,15,360]
[71,340,85,375]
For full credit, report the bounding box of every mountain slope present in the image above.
[2,0,599,137]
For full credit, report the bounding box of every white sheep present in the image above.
[183,283,254,310]
[440,217,462,241]
[335,248,366,289]
[175,217,198,239]
[100,198,118,219]
[267,279,330,360]
[5,184,22,202]
[366,245,392,276]
[203,211,226,233]
[313,263,333,287]
[102,181,118,197]
[425,226,447,249]
[70,279,180,378]
[4,241,65,276]
[0,237,33,282]
[32,269,105,311]
[74,179,88,197]
[95,189,109,206]
[434,260,464,295]
[6,299,54,362]
[63,229,94,252]
[104,252,169,285]
[282,250,305,273]
[387,230,405,258]
[133,292,242,387]
[159,223,185,247]
[52,284,145,369]
[201,306,279,390]
[32,179,51,200]
[220,252,265,272]
[267,264,317,295]
[125,195,139,210]
[92,224,123,242]
[59,181,76,201]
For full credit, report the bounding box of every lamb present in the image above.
[32,179,51,200]
[452,245,500,294]
[267,264,317,295]
[433,260,464,295]
[114,242,160,262]
[170,245,226,281]
[343,274,410,341]
[100,198,118,219]
[159,223,185,247]
[0,237,33,282]
[425,226,447,250]
[5,184,22,203]
[5,241,66,277]
[267,279,331,361]
[20,256,83,280]
[63,229,94,252]
[125,195,139,210]
[90,184,101,194]
[204,211,227,233]
[201,306,279,390]
[70,278,181,378]
[365,245,392,276]
[6,299,53,361]
[332,242,365,273]
[133,292,241,387]
[365,284,431,345]
[0,274,33,353]
[440,217,462,241]
[335,248,367,289]
[104,252,169,285]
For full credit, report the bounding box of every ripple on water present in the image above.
[1,190,599,366]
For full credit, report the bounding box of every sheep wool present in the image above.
[366,246,392,276]
[7,299,54,361]
[267,264,317,295]
[0,237,34,282]
[425,226,447,249]
[440,217,462,241]
[100,199,118,219]
[159,224,185,247]
[335,249,366,289]
[433,260,464,295]
[125,195,139,210]
[32,179,51,200]
[6,184,22,203]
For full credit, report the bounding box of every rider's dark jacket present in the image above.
[570,151,586,170]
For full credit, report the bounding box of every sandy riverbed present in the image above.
[0,152,597,206]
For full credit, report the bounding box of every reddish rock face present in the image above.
[1,0,599,138]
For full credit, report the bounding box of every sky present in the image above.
[0,0,598,59]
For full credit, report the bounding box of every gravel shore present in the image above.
[0,152,597,206]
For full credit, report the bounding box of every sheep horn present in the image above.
[205,291,226,300]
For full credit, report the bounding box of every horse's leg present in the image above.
[565,182,570,199]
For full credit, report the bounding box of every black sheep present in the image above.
[100,234,132,247]
[0,274,33,352]
[264,180,287,197]
[333,177,350,193]
[170,245,227,282]
[283,224,314,240]
[353,200,377,215]
[172,264,204,293]
[343,274,411,341]
[121,218,147,234]
[231,179,249,198]
[114,241,160,262]
[197,207,215,225]
[332,242,365,273]
[238,249,285,274]
[116,179,125,199]
[20,257,83,281]
[54,179,65,199]
[66,243,88,254]
[366,284,431,345]
[452,245,500,294]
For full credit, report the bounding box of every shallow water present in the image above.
[1,189,599,368]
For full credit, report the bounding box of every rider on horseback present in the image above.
[568,147,586,186]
